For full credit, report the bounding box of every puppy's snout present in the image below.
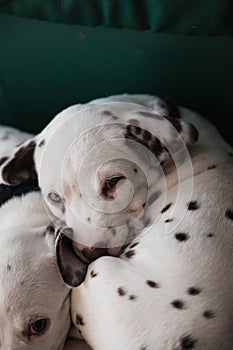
[81,242,126,261]
[82,244,109,261]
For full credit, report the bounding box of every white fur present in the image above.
[0,126,91,350]
[66,98,233,350]
[1,96,233,350]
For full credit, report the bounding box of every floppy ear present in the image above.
[125,114,198,162]
[0,138,37,186]
[55,226,88,287]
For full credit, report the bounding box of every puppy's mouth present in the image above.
[79,242,127,262]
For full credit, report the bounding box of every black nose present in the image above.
[81,244,109,261]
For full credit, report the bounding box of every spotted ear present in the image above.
[0,138,37,186]
[55,226,88,287]
[125,115,198,162]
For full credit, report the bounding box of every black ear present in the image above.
[55,227,88,287]
[0,139,36,186]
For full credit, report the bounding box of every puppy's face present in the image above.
[0,100,198,286]
[0,193,70,350]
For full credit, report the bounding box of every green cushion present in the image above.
[0,0,232,35]
[0,12,232,145]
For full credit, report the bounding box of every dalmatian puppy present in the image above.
[0,125,92,350]
[0,96,233,349]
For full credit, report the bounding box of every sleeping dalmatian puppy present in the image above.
[0,125,91,350]
[0,95,233,349]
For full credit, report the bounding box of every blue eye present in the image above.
[48,192,62,203]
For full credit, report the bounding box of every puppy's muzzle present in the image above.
[81,243,125,262]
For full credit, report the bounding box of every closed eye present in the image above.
[29,318,49,336]
[102,176,125,199]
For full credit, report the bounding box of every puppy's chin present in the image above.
[74,236,128,262]
[108,245,127,257]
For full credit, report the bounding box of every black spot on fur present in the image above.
[125,125,163,157]
[38,139,45,147]
[187,287,202,296]
[138,111,161,120]
[46,225,55,235]
[180,334,198,349]
[161,202,172,213]
[225,209,233,220]
[207,233,214,238]
[146,280,160,288]
[188,201,200,210]
[134,168,138,173]
[175,233,189,242]
[135,126,141,135]
[140,346,147,350]
[87,217,91,222]
[171,299,185,309]
[130,242,139,249]
[76,313,85,326]
[207,165,217,170]
[129,295,137,300]
[167,117,182,133]
[143,129,152,141]
[147,191,161,206]
[0,156,8,166]
[203,310,215,319]
[102,110,112,116]
[118,287,127,296]
[102,110,118,119]
[108,226,117,236]
[189,124,199,143]
[90,270,98,278]
[61,205,66,214]
[165,218,174,223]
[163,96,181,119]
[150,138,163,155]
[1,133,9,140]
[7,265,11,272]
[125,250,135,259]
[129,118,139,126]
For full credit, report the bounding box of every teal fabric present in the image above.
[0,0,233,145]
[0,0,232,36]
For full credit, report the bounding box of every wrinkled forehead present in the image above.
[36,101,164,159]
[36,102,168,189]
[0,247,63,314]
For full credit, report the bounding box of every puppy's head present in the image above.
[0,100,198,265]
[0,192,71,350]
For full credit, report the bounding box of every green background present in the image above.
[0,1,232,144]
